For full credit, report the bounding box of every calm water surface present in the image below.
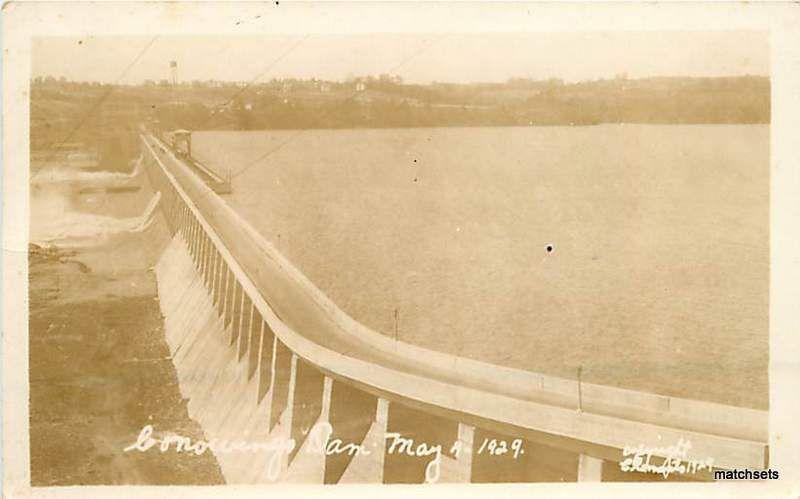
[193,125,768,409]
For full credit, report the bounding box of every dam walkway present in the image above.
[140,131,767,484]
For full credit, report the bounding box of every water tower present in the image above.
[169,60,178,86]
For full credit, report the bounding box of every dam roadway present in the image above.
[140,131,767,479]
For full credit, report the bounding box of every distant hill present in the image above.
[30,75,770,157]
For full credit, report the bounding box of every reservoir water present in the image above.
[191,125,768,409]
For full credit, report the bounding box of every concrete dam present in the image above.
[139,131,767,484]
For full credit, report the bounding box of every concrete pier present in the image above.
[578,454,603,482]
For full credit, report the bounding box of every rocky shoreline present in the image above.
[28,167,224,485]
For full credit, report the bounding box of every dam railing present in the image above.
[139,131,768,483]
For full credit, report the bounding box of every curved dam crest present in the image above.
[141,131,767,484]
[191,125,769,410]
[155,234,470,483]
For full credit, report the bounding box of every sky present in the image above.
[32,31,769,85]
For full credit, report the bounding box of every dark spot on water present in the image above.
[78,40,83,45]
[413,178,418,182]
[546,244,554,253]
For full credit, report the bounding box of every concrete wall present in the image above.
[141,135,767,484]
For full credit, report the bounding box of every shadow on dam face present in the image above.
[256,322,275,402]
[290,358,325,463]
[270,340,293,431]
[230,282,244,346]
[383,402,460,484]
[237,295,254,360]
[324,380,379,484]
[470,427,578,483]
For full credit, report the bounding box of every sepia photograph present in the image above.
[3,2,800,497]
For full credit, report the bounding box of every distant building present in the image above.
[169,60,178,86]
[355,81,366,92]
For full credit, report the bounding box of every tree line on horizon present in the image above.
[30,74,770,158]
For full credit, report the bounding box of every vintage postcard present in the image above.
[3,2,800,498]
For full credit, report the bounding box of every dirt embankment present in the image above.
[28,196,224,485]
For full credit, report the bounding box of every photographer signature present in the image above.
[620,438,714,478]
